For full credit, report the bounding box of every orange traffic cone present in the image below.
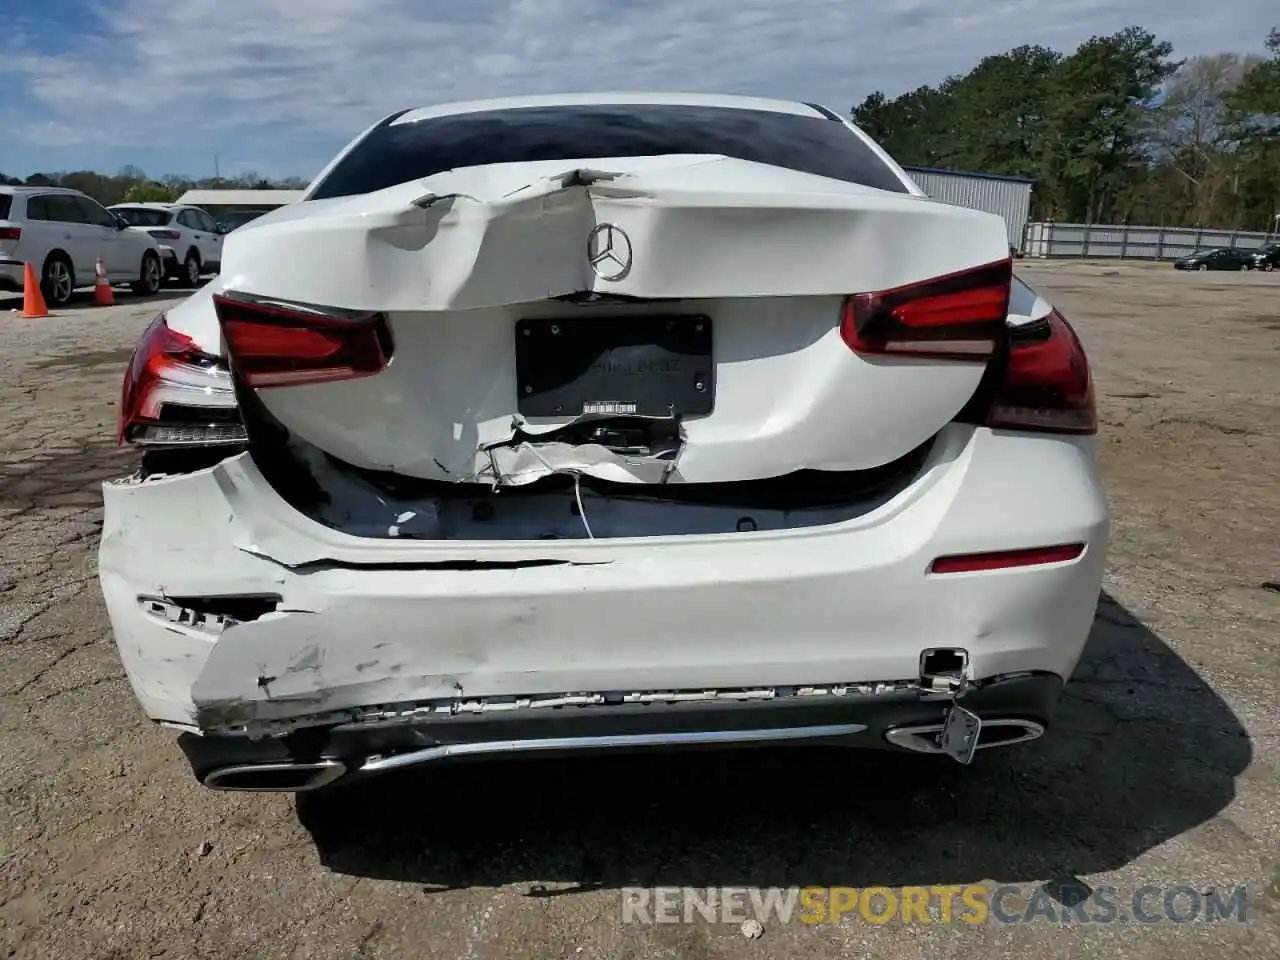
[93,258,115,306]
[19,263,49,318]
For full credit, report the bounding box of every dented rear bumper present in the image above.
[98,422,1108,745]
[177,671,1066,788]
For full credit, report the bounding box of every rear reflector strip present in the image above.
[929,543,1084,574]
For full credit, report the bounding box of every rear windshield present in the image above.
[309,103,909,200]
[113,207,171,227]
[0,195,11,219]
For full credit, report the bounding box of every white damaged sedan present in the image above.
[99,93,1108,792]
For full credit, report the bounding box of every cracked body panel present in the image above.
[163,152,1011,488]
[98,421,1107,733]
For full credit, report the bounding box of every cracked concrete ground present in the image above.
[0,262,1278,959]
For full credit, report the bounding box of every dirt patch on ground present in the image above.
[33,348,136,370]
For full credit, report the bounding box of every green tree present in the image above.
[852,86,953,167]
[121,182,176,203]
[1222,28,1280,232]
[940,46,1062,178]
[1038,27,1179,222]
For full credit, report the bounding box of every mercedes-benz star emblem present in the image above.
[587,223,633,282]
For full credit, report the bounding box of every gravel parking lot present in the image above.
[1,261,1278,959]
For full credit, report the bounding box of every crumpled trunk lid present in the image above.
[207,155,1012,486]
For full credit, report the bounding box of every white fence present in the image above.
[1022,222,1277,260]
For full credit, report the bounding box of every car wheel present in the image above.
[1266,263,1275,272]
[183,251,202,288]
[41,253,75,307]
[1198,264,1208,272]
[131,252,163,297]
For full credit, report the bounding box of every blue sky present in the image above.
[0,0,1273,182]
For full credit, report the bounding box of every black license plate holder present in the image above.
[514,315,714,418]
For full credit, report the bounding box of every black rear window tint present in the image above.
[310,104,908,200]
[114,207,171,227]
[0,195,11,219]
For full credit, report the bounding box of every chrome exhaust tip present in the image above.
[203,759,347,792]
[885,718,1045,755]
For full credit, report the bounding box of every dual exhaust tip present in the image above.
[883,718,1045,755]
[199,718,1046,792]
[202,759,347,792]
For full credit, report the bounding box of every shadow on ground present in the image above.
[296,592,1250,893]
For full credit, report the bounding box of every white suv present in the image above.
[108,203,225,288]
[0,186,164,306]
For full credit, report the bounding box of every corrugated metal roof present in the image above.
[175,189,304,206]
[901,165,1034,185]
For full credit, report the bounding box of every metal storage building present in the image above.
[901,166,1033,251]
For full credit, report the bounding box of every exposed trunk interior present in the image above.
[241,386,937,541]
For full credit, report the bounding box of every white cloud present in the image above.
[1,0,1273,167]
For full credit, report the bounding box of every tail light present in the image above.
[985,309,1096,435]
[117,314,246,447]
[148,229,181,240]
[0,226,20,241]
[841,259,1012,361]
[212,291,393,388]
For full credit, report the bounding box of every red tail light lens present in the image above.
[118,314,243,447]
[930,543,1085,574]
[212,292,393,388]
[841,259,1012,361]
[0,226,21,241]
[986,309,1096,435]
[148,229,181,240]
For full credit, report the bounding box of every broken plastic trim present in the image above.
[280,557,582,574]
[130,422,248,447]
[206,678,927,738]
[140,595,281,634]
[485,415,686,464]
[250,429,936,539]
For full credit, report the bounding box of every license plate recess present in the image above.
[514,315,713,418]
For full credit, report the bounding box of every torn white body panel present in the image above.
[97,424,1109,734]
[163,155,1010,486]
[216,154,1006,312]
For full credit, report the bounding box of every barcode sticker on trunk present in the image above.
[583,401,637,415]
